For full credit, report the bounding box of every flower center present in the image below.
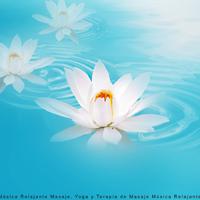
[57,11,69,27]
[59,11,68,16]
[95,90,113,102]
[7,53,23,74]
[9,53,21,60]
[95,90,114,117]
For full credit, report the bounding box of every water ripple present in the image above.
[1,47,200,149]
[115,61,200,149]
[79,16,106,41]
[0,57,96,109]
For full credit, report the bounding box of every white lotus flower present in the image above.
[33,0,92,42]
[0,36,54,93]
[36,61,169,145]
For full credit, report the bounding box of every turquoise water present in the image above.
[1,0,200,196]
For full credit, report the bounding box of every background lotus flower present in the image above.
[33,0,92,42]
[0,36,54,93]
[36,61,169,145]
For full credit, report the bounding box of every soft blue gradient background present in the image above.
[1,0,200,195]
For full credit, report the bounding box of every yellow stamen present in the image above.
[95,90,113,102]
[59,11,67,16]
[9,53,20,60]
[95,90,114,116]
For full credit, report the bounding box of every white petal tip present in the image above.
[103,128,122,145]
[97,59,104,65]
[13,35,21,41]
[126,73,132,78]
[95,60,107,71]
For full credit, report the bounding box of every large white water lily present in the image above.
[36,61,169,145]
[0,36,54,93]
[33,0,92,42]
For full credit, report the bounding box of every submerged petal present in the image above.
[51,125,93,142]
[87,129,106,147]
[103,127,122,144]
[116,114,169,133]
[12,77,24,93]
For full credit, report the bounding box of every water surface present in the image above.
[0,0,200,195]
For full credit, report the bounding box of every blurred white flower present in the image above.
[33,0,92,42]
[36,61,169,146]
[0,36,54,93]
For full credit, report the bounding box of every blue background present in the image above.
[0,0,200,195]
